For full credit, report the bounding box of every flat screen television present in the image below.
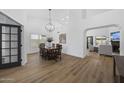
[111,31,120,41]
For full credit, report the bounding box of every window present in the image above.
[31,34,39,40]
[95,36,107,46]
[30,34,46,49]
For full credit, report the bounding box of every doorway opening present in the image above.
[85,24,121,56]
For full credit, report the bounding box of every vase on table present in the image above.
[47,37,53,48]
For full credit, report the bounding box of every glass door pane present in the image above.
[11,56,17,63]
[2,42,10,48]
[2,49,10,56]
[2,26,9,33]
[11,27,18,34]
[11,49,18,55]
[2,56,10,64]
[11,35,18,41]
[11,42,18,48]
[2,34,10,41]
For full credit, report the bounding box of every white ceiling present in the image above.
[0,9,113,25]
[85,9,112,18]
[24,9,70,25]
[25,9,112,24]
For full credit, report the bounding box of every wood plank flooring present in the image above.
[0,52,114,83]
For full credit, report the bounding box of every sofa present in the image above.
[98,45,112,56]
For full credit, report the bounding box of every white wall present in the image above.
[87,28,109,37]
[66,10,84,57]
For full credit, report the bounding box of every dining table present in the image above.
[43,46,59,60]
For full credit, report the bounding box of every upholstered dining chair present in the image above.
[56,44,62,60]
[47,49,58,60]
[39,43,45,48]
[39,43,45,56]
[52,43,55,48]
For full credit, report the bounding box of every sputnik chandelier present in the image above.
[45,9,55,32]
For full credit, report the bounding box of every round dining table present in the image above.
[43,46,59,60]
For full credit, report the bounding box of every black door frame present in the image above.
[0,23,22,69]
[87,36,93,49]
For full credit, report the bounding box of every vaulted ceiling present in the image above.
[0,9,112,25]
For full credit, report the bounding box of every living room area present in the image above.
[86,24,120,56]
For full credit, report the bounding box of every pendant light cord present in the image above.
[49,9,52,24]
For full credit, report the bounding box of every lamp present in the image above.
[45,9,55,32]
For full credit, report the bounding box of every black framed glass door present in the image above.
[0,24,22,69]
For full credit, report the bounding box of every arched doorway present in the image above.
[84,24,121,56]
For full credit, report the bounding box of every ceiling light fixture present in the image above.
[45,9,55,32]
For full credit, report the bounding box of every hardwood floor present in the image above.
[0,52,114,83]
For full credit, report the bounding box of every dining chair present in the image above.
[52,43,55,48]
[56,44,62,60]
[39,43,45,56]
